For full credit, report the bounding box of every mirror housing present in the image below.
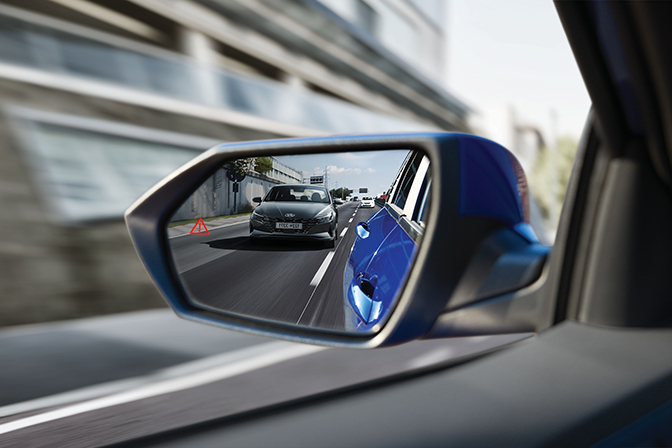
[252,196,262,203]
[126,133,551,348]
[356,222,370,239]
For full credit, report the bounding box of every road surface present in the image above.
[168,202,378,331]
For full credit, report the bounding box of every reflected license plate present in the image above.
[276,222,302,230]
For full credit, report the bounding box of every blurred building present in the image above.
[0,0,471,325]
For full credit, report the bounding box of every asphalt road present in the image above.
[168,202,378,331]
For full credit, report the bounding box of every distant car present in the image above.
[360,196,375,208]
[249,184,338,247]
[343,152,430,331]
[352,196,359,201]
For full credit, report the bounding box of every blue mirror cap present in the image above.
[514,223,539,243]
[350,283,373,324]
[356,222,370,239]
[457,134,530,227]
[348,283,385,326]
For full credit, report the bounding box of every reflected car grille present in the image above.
[265,217,318,234]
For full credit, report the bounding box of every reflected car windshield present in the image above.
[265,185,330,203]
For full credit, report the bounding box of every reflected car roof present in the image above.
[271,184,327,191]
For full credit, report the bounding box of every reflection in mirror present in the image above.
[166,149,428,334]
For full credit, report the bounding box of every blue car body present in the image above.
[343,134,538,333]
[343,206,417,332]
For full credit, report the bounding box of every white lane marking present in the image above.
[298,251,337,324]
[297,203,359,324]
[192,220,249,233]
[168,220,248,239]
[297,286,319,325]
[0,341,287,418]
[297,287,319,325]
[309,251,335,287]
[0,343,325,436]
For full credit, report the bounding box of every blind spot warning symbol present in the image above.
[190,218,210,235]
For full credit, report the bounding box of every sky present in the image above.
[254,3,593,199]
[445,0,591,145]
[276,150,409,196]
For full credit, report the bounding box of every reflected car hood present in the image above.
[256,202,331,219]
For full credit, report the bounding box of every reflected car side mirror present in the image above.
[126,133,551,348]
[356,222,370,239]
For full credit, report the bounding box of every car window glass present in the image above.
[402,156,430,216]
[392,151,423,210]
[414,176,431,226]
[265,186,329,203]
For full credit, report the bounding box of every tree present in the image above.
[224,158,254,177]
[329,187,348,199]
[528,136,578,226]
[254,157,273,174]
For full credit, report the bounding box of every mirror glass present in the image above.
[166,149,429,334]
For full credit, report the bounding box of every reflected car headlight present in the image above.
[251,209,266,222]
[315,209,334,224]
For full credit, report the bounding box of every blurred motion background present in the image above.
[0,0,587,327]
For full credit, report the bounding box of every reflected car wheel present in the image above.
[325,225,337,248]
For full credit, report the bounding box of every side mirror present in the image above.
[126,133,550,348]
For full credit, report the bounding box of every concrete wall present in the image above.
[171,169,282,222]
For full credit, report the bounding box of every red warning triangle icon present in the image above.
[190,218,210,235]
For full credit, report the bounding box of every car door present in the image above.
[343,152,429,331]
